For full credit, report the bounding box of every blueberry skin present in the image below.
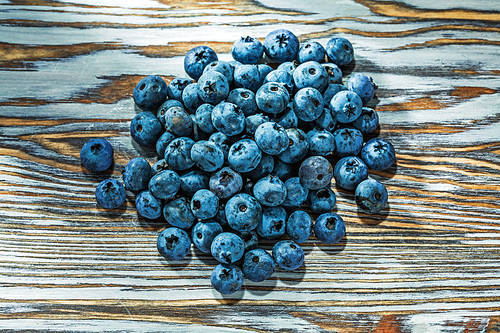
[272,240,304,271]
[211,232,245,264]
[182,83,203,113]
[157,100,183,126]
[226,193,263,232]
[232,36,264,64]
[329,90,363,124]
[352,107,379,134]
[242,249,275,282]
[157,227,191,261]
[293,61,329,92]
[167,77,192,101]
[216,202,229,228]
[245,113,270,136]
[211,102,245,137]
[255,82,290,115]
[253,175,287,207]
[314,213,346,244]
[152,159,169,175]
[226,88,258,116]
[179,169,210,196]
[257,64,274,84]
[263,29,299,63]
[130,111,163,147]
[208,131,231,160]
[298,41,326,63]
[228,139,262,173]
[315,108,337,133]
[164,137,195,171]
[197,71,230,105]
[95,179,126,209]
[263,70,294,94]
[233,229,259,252]
[333,156,369,191]
[211,264,244,294]
[80,138,113,173]
[163,106,193,137]
[135,190,162,219]
[323,83,347,108]
[190,140,224,172]
[191,220,223,253]
[298,156,334,190]
[257,206,287,240]
[286,210,313,243]
[271,159,294,180]
[273,106,298,129]
[184,45,218,81]
[148,170,180,200]
[191,189,219,220]
[244,153,274,181]
[203,60,234,86]
[195,104,216,134]
[282,177,309,208]
[333,127,364,157]
[277,61,298,75]
[308,187,336,213]
[155,132,176,159]
[355,179,388,214]
[325,37,354,66]
[277,128,309,164]
[122,157,153,192]
[209,167,243,199]
[323,63,343,84]
[163,197,196,229]
[254,122,289,155]
[293,87,324,122]
[347,73,377,105]
[307,128,335,156]
[233,64,261,92]
[361,138,396,171]
[133,75,168,112]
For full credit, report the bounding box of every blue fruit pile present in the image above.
[81,29,396,294]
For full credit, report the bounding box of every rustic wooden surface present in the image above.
[1,0,499,331]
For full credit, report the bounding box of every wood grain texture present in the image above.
[0,0,499,331]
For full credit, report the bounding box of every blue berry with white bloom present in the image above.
[228,139,262,173]
[232,36,264,64]
[293,61,328,92]
[211,264,244,294]
[190,140,224,172]
[133,75,168,112]
[282,177,309,208]
[361,138,396,171]
[167,77,192,101]
[293,87,324,122]
[355,179,388,214]
[352,107,379,134]
[255,82,290,115]
[264,70,294,94]
[136,190,162,219]
[197,71,229,105]
[95,179,126,209]
[130,111,163,147]
[157,227,191,261]
[307,128,335,156]
[329,90,363,124]
[179,169,209,196]
[191,220,223,253]
[148,170,180,200]
[203,60,234,86]
[314,213,345,244]
[155,132,176,159]
[323,63,343,84]
[257,206,287,240]
[333,156,369,191]
[182,83,203,113]
[163,106,193,137]
[80,138,113,173]
[234,64,261,92]
[164,137,195,171]
[277,127,309,164]
[163,197,196,229]
[190,189,219,220]
[263,29,299,63]
[299,156,334,190]
[333,127,364,157]
[211,232,245,264]
[326,37,354,66]
[245,113,270,136]
[347,73,377,105]
[184,45,218,81]
[242,249,275,282]
[209,167,243,199]
[254,122,289,155]
[253,175,287,207]
[272,240,304,271]
[298,41,326,63]
[323,83,347,107]
[122,157,153,192]
[211,102,245,137]
[226,88,258,116]
[195,104,216,134]
[226,193,262,232]
[308,187,336,213]
[286,210,313,243]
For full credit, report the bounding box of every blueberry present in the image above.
[211,102,245,137]
[253,175,287,207]
[191,220,223,253]
[232,36,264,64]
[347,73,377,105]
[352,107,379,134]
[308,187,336,213]
[190,189,219,220]
[277,60,298,75]
[257,64,274,84]
[298,41,326,63]
[333,127,363,157]
[255,82,290,115]
[307,128,335,156]
[163,197,196,229]
[122,157,153,192]
[164,137,195,171]
[167,77,192,101]
[233,229,259,252]
[254,122,289,155]
[314,108,337,132]
[243,153,274,181]
[329,90,363,124]
[190,140,224,172]
[323,83,347,108]
[152,159,169,175]
[333,156,368,191]
[226,88,258,116]
[256,206,287,239]
[277,127,309,164]
[293,87,324,122]
[273,106,298,129]
[95,179,126,209]
[184,45,218,81]
[293,61,328,92]
[179,169,210,196]
[133,75,168,112]
[263,29,299,63]
[233,64,261,92]
[80,138,113,173]
[135,190,162,219]
[263,70,294,94]
[197,71,230,105]
[130,111,163,147]
[163,106,193,137]
[272,240,304,271]
[208,131,231,160]
[225,193,262,232]
[182,83,203,113]
[355,179,388,214]
[325,37,354,66]
[323,63,343,87]
[211,232,245,264]
[314,212,345,244]
[195,104,216,134]
[211,264,244,294]
[190,112,209,143]
[282,177,309,208]
[155,132,176,159]
[148,170,180,200]
[242,249,275,282]
[209,167,243,199]
[286,210,313,243]
[245,113,270,136]
[157,99,184,126]
[271,159,294,180]
[157,227,191,261]
[203,60,234,86]
[361,138,396,171]
[228,139,262,173]
[298,156,334,190]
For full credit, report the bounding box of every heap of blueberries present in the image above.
[80,29,396,295]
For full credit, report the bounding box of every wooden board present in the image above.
[0,0,499,331]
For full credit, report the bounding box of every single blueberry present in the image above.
[293,61,328,92]
[314,108,338,133]
[182,83,203,113]
[190,140,224,172]
[163,197,196,229]
[148,170,180,200]
[135,190,162,219]
[133,75,168,112]
[263,29,299,63]
[298,41,326,63]
[184,45,218,81]
[325,37,354,67]
[195,104,216,134]
[361,138,396,171]
[155,132,176,159]
[203,60,234,86]
[167,77,192,101]
[257,64,274,84]
[130,111,163,147]
[333,156,369,191]
[282,177,309,208]
[157,227,191,260]
[233,64,261,92]
[286,210,313,243]
[254,122,289,155]
[122,157,153,192]
[242,249,275,282]
[164,137,195,171]
[329,90,363,124]
[80,138,113,173]
[209,167,243,199]
[352,107,379,134]
[298,156,334,190]
[163,106,193,137]
[226,88,258,116]
[323,63,343,84]
[333,127,364,157]
[293,87,324,122]
[211,263,244,294]
[277,60,298,75]
[256,206,287,240]
[277,127,309,164]
[190,189,219,220]
[308,187,336,213]
[255,82,290,115]
[355,179,388,214]
[272,240,304,271]
[157,99,184,126]
[307,128,335,156]
[227,139,262,173]
[314,213,346,244]
[211,102,245,137]
[95,179,126,209]
[179,169,210,196]
[231,36,264,64]
[347,73,377,105]
[263,70,294,94]
[197,71,230,105]
[211,232,245,264]
[253,175,287,207]
[191,220,223,253]
[225,193,263,232]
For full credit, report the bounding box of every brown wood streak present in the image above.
[387,38,500,50]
